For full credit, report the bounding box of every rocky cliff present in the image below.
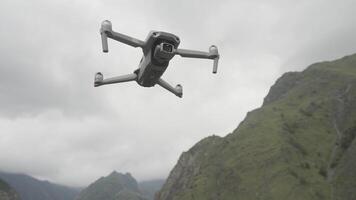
[156,54,356,200]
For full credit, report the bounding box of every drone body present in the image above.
[95,20,219,98]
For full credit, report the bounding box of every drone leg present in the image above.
[157,78,183,98]
[94,72,137,87]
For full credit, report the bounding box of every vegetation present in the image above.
[0,178,20,200]
[76,171,147,200]
[0,179,11,192]
[156,53,356,200]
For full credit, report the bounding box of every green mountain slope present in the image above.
[156,54,356,200]
[0,179,20,200]
[76,171,146,200]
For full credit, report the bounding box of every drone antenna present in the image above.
[100,20,112,53]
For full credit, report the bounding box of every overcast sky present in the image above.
[1,0,356,187]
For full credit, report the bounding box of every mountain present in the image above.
[156,53,356,200]
[0,178,20,200]
[138,179,165,200]
[76,171,146,200]
[0,172,79,200]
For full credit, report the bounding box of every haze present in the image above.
[1,0,356,187]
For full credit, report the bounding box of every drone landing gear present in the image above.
[94,72,137,87]
[157,78,183,98]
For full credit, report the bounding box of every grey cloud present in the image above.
[0,0,356,187]
[0,0,112,117]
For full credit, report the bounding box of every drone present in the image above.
[94,20,220,98]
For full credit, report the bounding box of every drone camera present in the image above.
[154,42,175,61]
[162,43,173,53]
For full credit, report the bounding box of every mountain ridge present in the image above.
[76,171,146,200]
[0,171,79,200]
[156,53,356,200]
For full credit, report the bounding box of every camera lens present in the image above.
[163,43,173,52]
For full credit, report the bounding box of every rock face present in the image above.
[156,54,356,200]
[76,171,146,200]
[0,179,20,200]
[0,172,79,200]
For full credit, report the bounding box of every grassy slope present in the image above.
[157,54,356,200]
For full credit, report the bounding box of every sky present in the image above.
[0,0,356,187]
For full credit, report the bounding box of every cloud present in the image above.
[0,0,111,118]
[0,0,356,187]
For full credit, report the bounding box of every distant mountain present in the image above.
[156,54,356,200]
[0,172,79,200]
[138,179,165,200]
[0,178,20,200]
[76,171,146,200]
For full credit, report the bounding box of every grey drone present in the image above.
[94,20,220,98]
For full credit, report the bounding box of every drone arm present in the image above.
[107,31,145,48]
[100,20,145,52]
[175,49,213,59]
[157,78,183,98]
[94,73,137,87]
[174,45,220,73]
